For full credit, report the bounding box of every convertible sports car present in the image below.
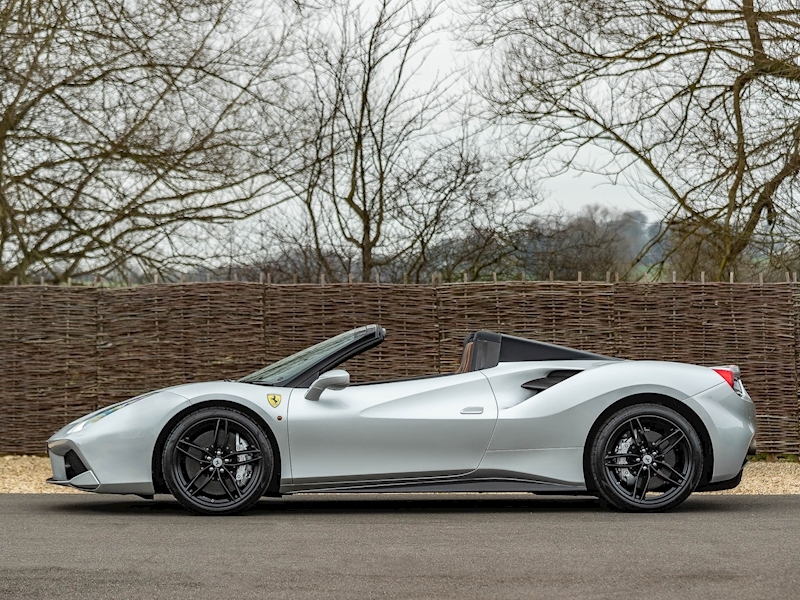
[47,324,756,514]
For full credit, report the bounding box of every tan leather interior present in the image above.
[456,341,474,374]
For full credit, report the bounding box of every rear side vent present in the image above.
[64,450,88,480]
[521,369,581,392]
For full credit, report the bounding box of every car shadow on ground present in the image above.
[43,492,745,517]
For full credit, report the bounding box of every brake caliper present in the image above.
[614,436,635,486]
[235,433,253,486]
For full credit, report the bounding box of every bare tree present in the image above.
[273,0,532,282]
[465,0,800,280]
[0,0,300,283]
[515,206,648,281]
[647,218,800,282]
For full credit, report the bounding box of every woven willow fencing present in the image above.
[0,282,797,454]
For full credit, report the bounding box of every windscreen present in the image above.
[239,327,371,385]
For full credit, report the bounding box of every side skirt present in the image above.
[281,471,587,495]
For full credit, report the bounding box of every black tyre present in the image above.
[589,404,703,512]
[163,407,274,515]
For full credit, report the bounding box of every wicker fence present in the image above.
[0,282,797,454]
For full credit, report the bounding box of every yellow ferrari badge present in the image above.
[267,394,282,408]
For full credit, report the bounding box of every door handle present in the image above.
[460,406,484,414]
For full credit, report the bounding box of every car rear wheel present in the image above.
[163,407,273,515]
[589,404,703,512]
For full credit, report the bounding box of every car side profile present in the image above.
[47,324,756,514]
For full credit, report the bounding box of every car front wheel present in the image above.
[163,407,274,515]
[589,403,703,512]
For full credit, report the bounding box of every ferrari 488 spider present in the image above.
[47,325,756,514]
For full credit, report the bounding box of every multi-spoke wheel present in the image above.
[163,407,274,515]
[589,404,703,512]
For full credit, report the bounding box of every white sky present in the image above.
[542,170,657,216]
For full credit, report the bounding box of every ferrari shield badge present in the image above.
[267,394,282,408]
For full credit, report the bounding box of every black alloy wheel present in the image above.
[163,407,274,515]
[589,404,703,512]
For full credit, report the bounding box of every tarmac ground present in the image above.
[1,493,798,600]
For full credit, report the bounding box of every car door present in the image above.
[287,371,498,485]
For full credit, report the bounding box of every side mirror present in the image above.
[304,369,350,401]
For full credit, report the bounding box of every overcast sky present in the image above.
[407,4,660,221]
[541,169,656,216]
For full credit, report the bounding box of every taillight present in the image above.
[713,368,735,388]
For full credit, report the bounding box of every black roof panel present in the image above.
[465,330,614,370]
[497,334,613,362]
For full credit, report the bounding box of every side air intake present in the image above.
[521,370,581,393]
[64,450,88,480]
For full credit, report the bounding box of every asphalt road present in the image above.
[1,493,798,600]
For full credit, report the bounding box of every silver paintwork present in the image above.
[47,352,756,497]
[288,370,498,486]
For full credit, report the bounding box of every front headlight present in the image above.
[66,392,156,434]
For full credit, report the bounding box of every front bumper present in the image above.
[46,391,190,495]
[46,441,101,491]
[46,435,157,496]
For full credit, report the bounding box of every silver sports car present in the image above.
[47,324,756,514]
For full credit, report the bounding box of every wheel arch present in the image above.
[581,393,714,492]
[151,399,282,496]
